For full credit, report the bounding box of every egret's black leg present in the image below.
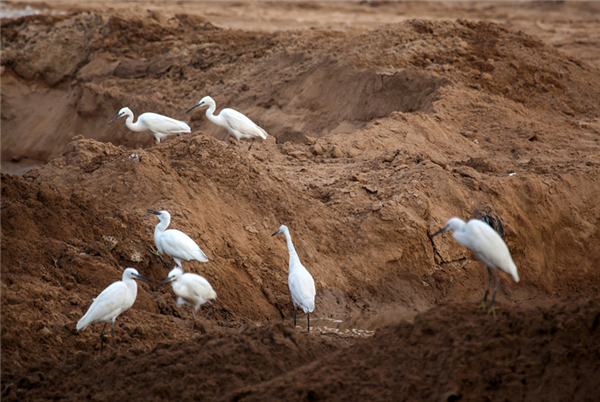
[294,305,297,327]
[189,310,196,340]
[489,271,501,307]
[100,323,107,355]
[307,313,310,333]
[487,271,501,315]
[237,139,241,149]
[149,246,171,270]
[479,267,493,309]
[111,321,118,352]
[248,138,255,151]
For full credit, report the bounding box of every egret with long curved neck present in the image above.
[186,96,268,150]
[148,209,209,270]
[432,217,520,314]
[109,107,191,144]
[272,225,316,331]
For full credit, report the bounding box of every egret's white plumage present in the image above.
[148,209,208,269]
[432,217,519,312]
[159,267,217,338]
[186,96,268,150]
[109,107,191,144]
[272,225,316,331]
[77,268,152,353]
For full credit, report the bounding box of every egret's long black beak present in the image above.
[271,230,280,237]
[147,209,160,215]
[186,103,202,114]
[158,277,173,287]
[109,112,125,124]
[133,273,153,282]
[431,226,449,238]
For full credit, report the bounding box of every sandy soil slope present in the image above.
[1,2,599,401]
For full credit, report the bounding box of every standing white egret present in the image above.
[148,209,209,270]
[159,267,217,339]
[431,217,520,313]
[76,268,152,354]
[186,96,268,150]
[272,225,316,332]
[109,107,191,144]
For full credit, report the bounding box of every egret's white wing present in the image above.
[173,273,216,310]
[161,229,209,262]
[289,264,316,313]
[187,274,217,304]
[77,282,127,330]
[222,109,268,139]
[140,113,191,134]
[467,220,518,281]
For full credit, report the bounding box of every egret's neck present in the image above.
[126,278,138,299]
[282,230,301,267]
[124,111,144,132]
[205,102,226,128]
[154,218,170,242]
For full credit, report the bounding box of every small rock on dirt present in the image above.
[332,146,344,158]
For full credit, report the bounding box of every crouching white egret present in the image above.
[186,96,268,150]
[272,225,316,332]
[148,209,208,270]
[432,217,520,313]
[76,268,152,354]
[109,107,191,144]
[159,267,217,339]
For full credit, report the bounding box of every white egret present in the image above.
[76,268,152,354]
[109,107,191,144]
[159,267,217,338]
[148,209,209,270]
[272,225,316,332]
[186,96,268,150]
[432,217,520,313]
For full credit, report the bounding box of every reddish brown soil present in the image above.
[2,2,600,401]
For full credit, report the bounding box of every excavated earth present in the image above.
[2,2,600,401]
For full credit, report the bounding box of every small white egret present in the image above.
[186,96,268,150]
[148,209,209,270]
[272,225,316,332]
[432,217,520,313]
[109,107,191,144]
[76,268,152,354]
[159,267,217,338]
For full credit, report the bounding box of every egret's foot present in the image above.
[478,301,487,310]
[149,246,160,257]
[149,247,171,269]
[487,306,498,316]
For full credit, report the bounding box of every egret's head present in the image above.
[431,217,466,237]
[158,267,184,287]
[109,107,131,124]
[271,225,289,237]
[186,96,213,114]
[123,267,152,282]
[148,209,171,223]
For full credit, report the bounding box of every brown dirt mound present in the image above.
[3,10,599,159]
[4,298,599,401]
[2,3,600,401]
[236,297,600,402]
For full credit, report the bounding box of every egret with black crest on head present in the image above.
[431,217,520,314]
